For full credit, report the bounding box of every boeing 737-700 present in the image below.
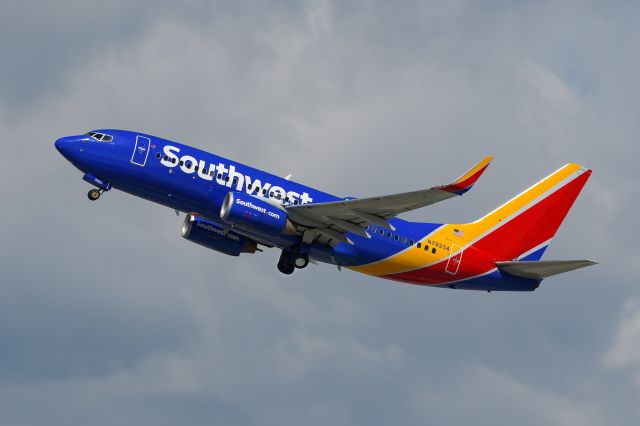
[55,130,596,291]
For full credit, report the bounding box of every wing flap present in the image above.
[496,259,597,280]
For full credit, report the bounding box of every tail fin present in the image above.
[467,163,592,261]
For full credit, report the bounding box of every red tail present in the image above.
[468,164,591,261]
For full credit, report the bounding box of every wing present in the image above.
[286,156,493,245]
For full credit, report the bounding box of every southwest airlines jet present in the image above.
[55,130,596,292]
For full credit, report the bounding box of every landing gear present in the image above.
[277,251,310,275]
[82,174,111,200]
[87,188,101,201]
[277,252,295,275]
[294,254,309,269]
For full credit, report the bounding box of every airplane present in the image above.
[55,129,596,292]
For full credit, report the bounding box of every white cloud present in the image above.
[1,0,640,425]
[270,330,406,381]
[410,363,605,426]
[605,299,640,382]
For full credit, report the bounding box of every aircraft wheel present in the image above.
[294,254,309,269]
[87,189,101,201]
[277,251,295,275]
[277,259,295,275]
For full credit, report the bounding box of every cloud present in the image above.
[410,363,605,426]
[605,299,640,382]
[1,0,640,425]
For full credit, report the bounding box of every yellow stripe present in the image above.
[351,163,584,276]
[453,155,493,184]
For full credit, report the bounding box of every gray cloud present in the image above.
[1,0,639,424]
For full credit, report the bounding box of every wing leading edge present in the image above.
[286,156,493,245]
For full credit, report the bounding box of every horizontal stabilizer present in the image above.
[496,259,597,280]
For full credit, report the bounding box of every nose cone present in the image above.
[55,135,80,160]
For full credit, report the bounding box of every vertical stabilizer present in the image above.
[467,164,591,261]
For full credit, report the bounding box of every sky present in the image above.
[1,0,639,424]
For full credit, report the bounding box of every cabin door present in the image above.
[445,244,463,275]
[131,135,151,166]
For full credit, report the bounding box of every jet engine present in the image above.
[220,192,297,236]
[182,213,257,256]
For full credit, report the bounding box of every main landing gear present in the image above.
[87,188,102,201]
[277,250,309,275]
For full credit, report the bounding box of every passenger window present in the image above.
[247,185,252,190]
[387,232,392,238]
[371,226,377,233]
[394,235,399,241]
[402,237,407,244]
[424,245,429,251]
[417,242,422,249]
[194,166,199,171]
[172,158,177,164]
[409,240,414,245]
[179,161,184,166]
[210,170,215,176]
[380,229,384,236]
[156,153,161,159]
[432,248,436,254]
[294,200,299,205]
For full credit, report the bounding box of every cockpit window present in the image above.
[84,132,113,142]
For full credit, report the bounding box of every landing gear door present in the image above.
[445,244,463,275]
[131,135,151,166]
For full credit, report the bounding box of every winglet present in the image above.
[438,155,493,195]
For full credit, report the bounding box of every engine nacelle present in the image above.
[220,192,296,236]
[182,213,257,256]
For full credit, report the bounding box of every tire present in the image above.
[294,254,309,269]
[277,259,295,275]
[87,189,101,201]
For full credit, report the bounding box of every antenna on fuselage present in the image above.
[284,174,292,180]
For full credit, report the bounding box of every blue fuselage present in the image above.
[55,128,549,291]
[54,129,440,267]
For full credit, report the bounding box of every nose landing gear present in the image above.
[277,251,310,275]
[82,173,111,201]
[87,188,102,201]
